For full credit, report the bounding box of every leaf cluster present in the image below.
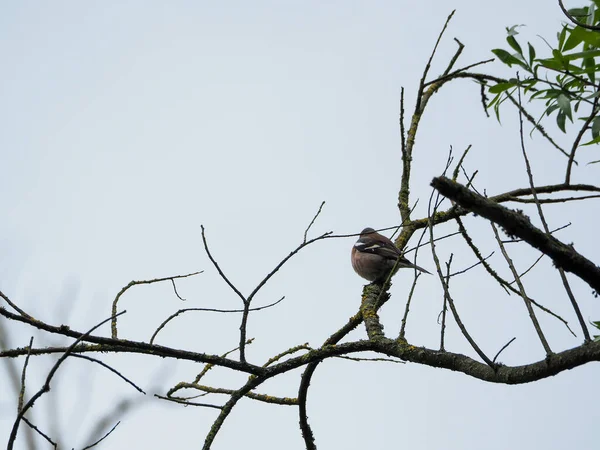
[489,1,600,146]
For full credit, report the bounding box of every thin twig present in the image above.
[428,189,494,367]
[0,290,32,318]
[508,254,544,284]
[304,201,326,243]
[201,226,247,304]
[565,96,599,184]
[81,421,121,450]
[493,337,517,363]
[452,145,473,181]
[516,79,590,341]
[503,194,600,204]
[416,10,456,112]
[440,256,452,351]
[155,395,223,409]
[18,337,34,413]
[450,252,494,277]
[111,272,201,338]
[8,311,126,450]
[69,354,146,394]
[431,176,600,295]
[491,223,552,355]
[149,297,284,345]
[194,339,254,383]
[22,417,57,448]
[400,87,407,155]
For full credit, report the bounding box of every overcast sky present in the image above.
[1,1,599,449]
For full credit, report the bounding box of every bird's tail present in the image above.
[396,257,431,275]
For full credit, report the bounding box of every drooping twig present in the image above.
[69,354,145,394]
[491,223,552,355]
[454,215,573,337]
[111,271,202,338]
[428,190,494,367]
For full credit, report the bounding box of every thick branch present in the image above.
[430,177,600,294]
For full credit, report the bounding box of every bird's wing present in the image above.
[354,239,400,260]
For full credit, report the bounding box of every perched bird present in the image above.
[351,227,430,282]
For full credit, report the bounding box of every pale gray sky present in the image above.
[1,1,599,449]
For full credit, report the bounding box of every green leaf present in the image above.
[557,94,573,122]
[563,27,585,51]
[591,116,600,138]
[537,57,581,73]
[507,35,523,55]
[583,58,599,83]
[557,110,567,132]
[582,134,600,145]
[489,82,516,94]
[558,25,568,51]
[528,42,536,66]
[565,26,600,48]
[492,49,528,69]
[545,104,560,116]
[588,3,597,26]
[562,49,600,61]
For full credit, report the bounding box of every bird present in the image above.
[351,227,430,282]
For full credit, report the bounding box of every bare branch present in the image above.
[428,191,494,367]
[491,222,552,355]
[149,297,284,345]
[515,80,591,342]
[431,176,600,295]
[8,311,126,450]
[111,271,202,338]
